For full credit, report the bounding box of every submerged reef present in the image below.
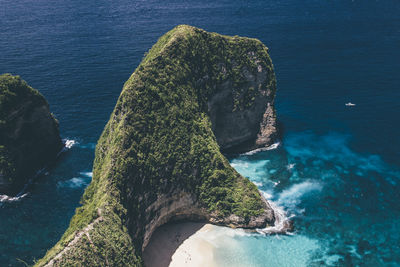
[36,25,280,266]
[0,74,63,195]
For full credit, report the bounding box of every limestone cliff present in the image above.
[0,74,63,195]
[36,25,279,266]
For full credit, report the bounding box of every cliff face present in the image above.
[207,54,277,152]
[36,25,278,266]
[0,74,63,195]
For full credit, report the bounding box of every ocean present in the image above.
[1,0,399,266]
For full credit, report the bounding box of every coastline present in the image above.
[143,222,218,267]
[142,191,291,267]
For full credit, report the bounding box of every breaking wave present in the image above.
[241,142,281,156]
[58,139,77,155]
[256,191,293,235]
[0,193,28,203]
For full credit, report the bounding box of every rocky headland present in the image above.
[36,25,284,266]
[0,74,63,196]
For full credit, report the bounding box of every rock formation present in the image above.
[0,74,63,195]
[36,25,279,266]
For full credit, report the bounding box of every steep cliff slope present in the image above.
[0,74,63,195]
[36,25,278,266]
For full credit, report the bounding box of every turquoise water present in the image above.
[1,0,400,266]
[199,226,320,266]
[224,132,400,266]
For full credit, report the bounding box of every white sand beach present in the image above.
[143,222,218,267]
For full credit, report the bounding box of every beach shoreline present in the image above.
[143,222,218,267]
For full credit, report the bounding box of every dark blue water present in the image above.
[1,0,399,266]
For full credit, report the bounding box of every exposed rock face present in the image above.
[0,74,63,195]
[36,25,279,267]
[208,57,277,152]
[140,189,274,250]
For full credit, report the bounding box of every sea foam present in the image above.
[257,191,293,234]
[277,180,322,209]
[58,139,77,155]
[57,172,92,189]
[0,193,28,203]
[57,177,88,189]
[241,142,281,156]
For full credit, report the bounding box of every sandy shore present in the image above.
[143,222,218,267]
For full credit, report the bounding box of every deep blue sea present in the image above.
[1,0,399,266]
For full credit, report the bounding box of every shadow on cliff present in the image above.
[142,222,206,267]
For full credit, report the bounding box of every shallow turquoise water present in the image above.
[192,225,320,267]
[224,132,400,266]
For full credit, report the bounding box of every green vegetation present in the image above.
[0,74,55,193]
[36,25,276,266]
[0,74,46,124]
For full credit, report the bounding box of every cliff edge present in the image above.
[36,25,279,266]
[0,74,63,195]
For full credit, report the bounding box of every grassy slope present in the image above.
[36,25,276,266]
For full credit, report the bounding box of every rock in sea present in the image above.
[0,74,63,196]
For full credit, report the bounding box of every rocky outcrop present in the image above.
[36,25,280,267]
[208,52,277,153]
[140,189,274,250]
[0,74,63,195]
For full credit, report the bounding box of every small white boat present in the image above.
[345,102,356,106]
